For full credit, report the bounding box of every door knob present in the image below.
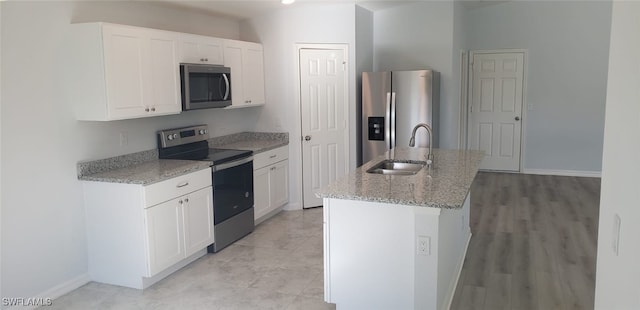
[515,116,520,121]
[304,135,311,141]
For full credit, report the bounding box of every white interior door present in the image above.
[300,48,348,208]
[468,51,525,171]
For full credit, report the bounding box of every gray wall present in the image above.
[373,2,458,149]
[465,1,612,173]
[1,0,253,301]
[355,5,374,164]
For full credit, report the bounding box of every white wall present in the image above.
[452,1,468,149]
[0,1,255,302]
[373,2,458,149]
[465,1,612,173]
[0,2,3,301]
[241,3,357,209]
[594,2,640,308]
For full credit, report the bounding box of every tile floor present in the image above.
[49,207,335,310]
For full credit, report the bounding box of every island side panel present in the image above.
[436,192,472,310]
[412,206,442,310]
[325,198,415,309]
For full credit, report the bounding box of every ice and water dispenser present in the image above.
[368,117,385,141]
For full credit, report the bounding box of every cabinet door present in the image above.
[145,197,184,277]
[200,38,223,65]
[223,42,245,106]
[103,25,180,119]
[270,160,289,209]
[183,187,214,257]
[253,166,271,220]
[146,33,180,115]
[102,25,148,119]
[179,35,223,65]
[243,45,265,105]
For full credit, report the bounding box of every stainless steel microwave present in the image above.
[180,63,232,110]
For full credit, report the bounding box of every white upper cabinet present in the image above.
[68,23,181,121]
[223,39,266,108]
[178,34,223,65]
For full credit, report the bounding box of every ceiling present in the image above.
[152,0,508,20]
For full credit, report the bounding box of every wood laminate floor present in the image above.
[450,172,601,310]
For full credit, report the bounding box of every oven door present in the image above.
[212,157,254,224]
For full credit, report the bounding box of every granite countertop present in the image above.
[208,132,289,152]
[79,159,212,185]
[316,148,484,209]
[77,131,288,185]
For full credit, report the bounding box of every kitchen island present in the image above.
[316,148,483,310]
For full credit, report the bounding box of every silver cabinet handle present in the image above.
[184,198,189,203]
[270,166,276,171]
[145,107,150,112]
[151,107,156,112]
[176,181,189,188]
[304,135,311,141]
[269,155,277,159]
[179,200,183,204]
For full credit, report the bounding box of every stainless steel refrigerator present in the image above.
[359,70,440,166]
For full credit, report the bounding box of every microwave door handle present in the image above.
[222,74,230,100]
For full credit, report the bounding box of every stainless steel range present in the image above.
[158,125,254,252]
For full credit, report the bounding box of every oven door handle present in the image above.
[213,156,253,172]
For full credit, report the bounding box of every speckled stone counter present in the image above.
[208,132,288,152]
[316,148,484,209]
[79,159,212,185]
[77,131,287,185]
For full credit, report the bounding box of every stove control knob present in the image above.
[172,134,178,139]
[167,134,174,140]
[199,129,205,135]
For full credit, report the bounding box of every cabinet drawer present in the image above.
[253,145,289,169]
[144,168,211,208]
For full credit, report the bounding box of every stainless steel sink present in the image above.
[366,160,426,175]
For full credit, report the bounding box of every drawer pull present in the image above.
[269,155,277,158]
[176,181,189,188]
[270,167,276,171]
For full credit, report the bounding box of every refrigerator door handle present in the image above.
[390,92,397,149]
[385,92,391,149]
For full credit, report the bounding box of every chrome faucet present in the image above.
[409,123,434,165]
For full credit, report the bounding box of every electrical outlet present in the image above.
[417,236,431,256]
[613,214,621,256]
[119,132,128,147]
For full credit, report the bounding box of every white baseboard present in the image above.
[284,202,302,211]
[6,273,90,310]
[522,169,601,178]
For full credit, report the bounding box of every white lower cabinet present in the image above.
[83,168,213,289]
[253,146,289,222]
[145,186,214,276]
[182,187,215,256]
[145,196,184,276]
